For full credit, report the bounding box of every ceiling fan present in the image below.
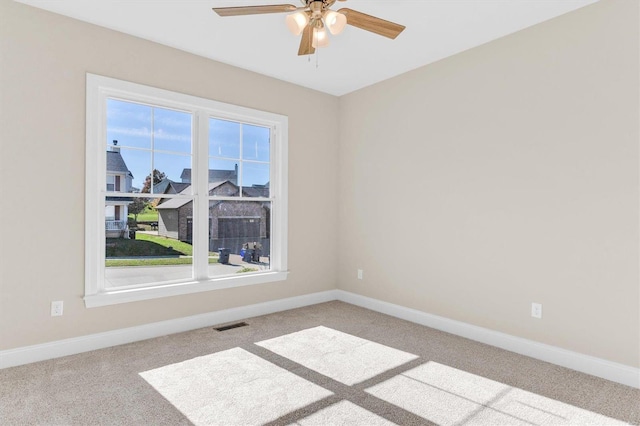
[212,0,406,56]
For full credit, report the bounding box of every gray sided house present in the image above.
[156,180,270,255]
[180,167,238,185]
[105,146,134,238]
[153,178,190,195]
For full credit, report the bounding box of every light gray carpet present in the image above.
[0,301,639,425]
[140,347,332,425]
[255,326,419,386]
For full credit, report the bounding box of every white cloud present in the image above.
[108,126,190,143]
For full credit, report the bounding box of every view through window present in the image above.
[86,74,288,307]
[105,99,194,288]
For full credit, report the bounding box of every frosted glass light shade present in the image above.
[324,10,346,35]
[312,27,329,48]
[286,12,309,36]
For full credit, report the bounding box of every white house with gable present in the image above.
[105,143,134,238]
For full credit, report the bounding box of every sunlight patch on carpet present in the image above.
[140,347,333,426]
[256,326,419,385]
[365,361,627,426]
[289,400,396,426]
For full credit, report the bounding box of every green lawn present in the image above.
[106,257,220,267]
[135,233,194,255]
[105,233,218,267]
[106,237,183,257]
[129,205,158,222]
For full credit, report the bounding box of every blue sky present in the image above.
[106,99,270,192]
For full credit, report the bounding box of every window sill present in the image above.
[84,271,289,308]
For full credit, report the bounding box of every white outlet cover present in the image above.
[531,302,542,319]
[51,301,64,316]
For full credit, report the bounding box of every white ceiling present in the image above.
[16,0,597,96]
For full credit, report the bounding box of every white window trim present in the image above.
[85,73,288,308]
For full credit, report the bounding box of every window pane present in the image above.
[107,147,150,194]
[153,107,192,154]
[210,118,240,159]
[153,152,192,195]
[242,124,270,162]
[106,175,115,192]
[89,75,288,303]
[242,162,270,195]
[105,205,115,220]
[208,158,240,196]
[107,99,152,150]
[105,197,194,288]
[208,200,271,278]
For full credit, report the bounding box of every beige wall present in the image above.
[338,0,639,367]
[0,0,339,350]
[1,0,638,370]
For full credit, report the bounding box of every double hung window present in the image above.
[85,74,288,307]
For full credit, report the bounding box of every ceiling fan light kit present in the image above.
[285,11,309,35]
[312,26,329,48]
[323,10,347,35]
[213,0,405,56]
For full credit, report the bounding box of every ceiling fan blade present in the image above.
[213,4,297,17]
[298,25,316,56]
[338,8,405,39]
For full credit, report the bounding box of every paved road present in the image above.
[105,254,269,287]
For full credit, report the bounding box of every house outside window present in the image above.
[105,145,134,236]
[85,74,288,307]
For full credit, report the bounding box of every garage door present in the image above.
[218,218,260,239]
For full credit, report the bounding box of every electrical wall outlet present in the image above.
[357,269,363,280]
[51,301,64,317]
[531,302,542,319]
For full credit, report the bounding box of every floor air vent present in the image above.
[214,322,248,332]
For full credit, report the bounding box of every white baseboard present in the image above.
[335,290,640,389]
[1,288,638,389]
[0,290,339,370]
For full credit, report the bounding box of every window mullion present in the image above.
[238,124,243,196]
[194,111,210,280]
[271,123,287,272]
